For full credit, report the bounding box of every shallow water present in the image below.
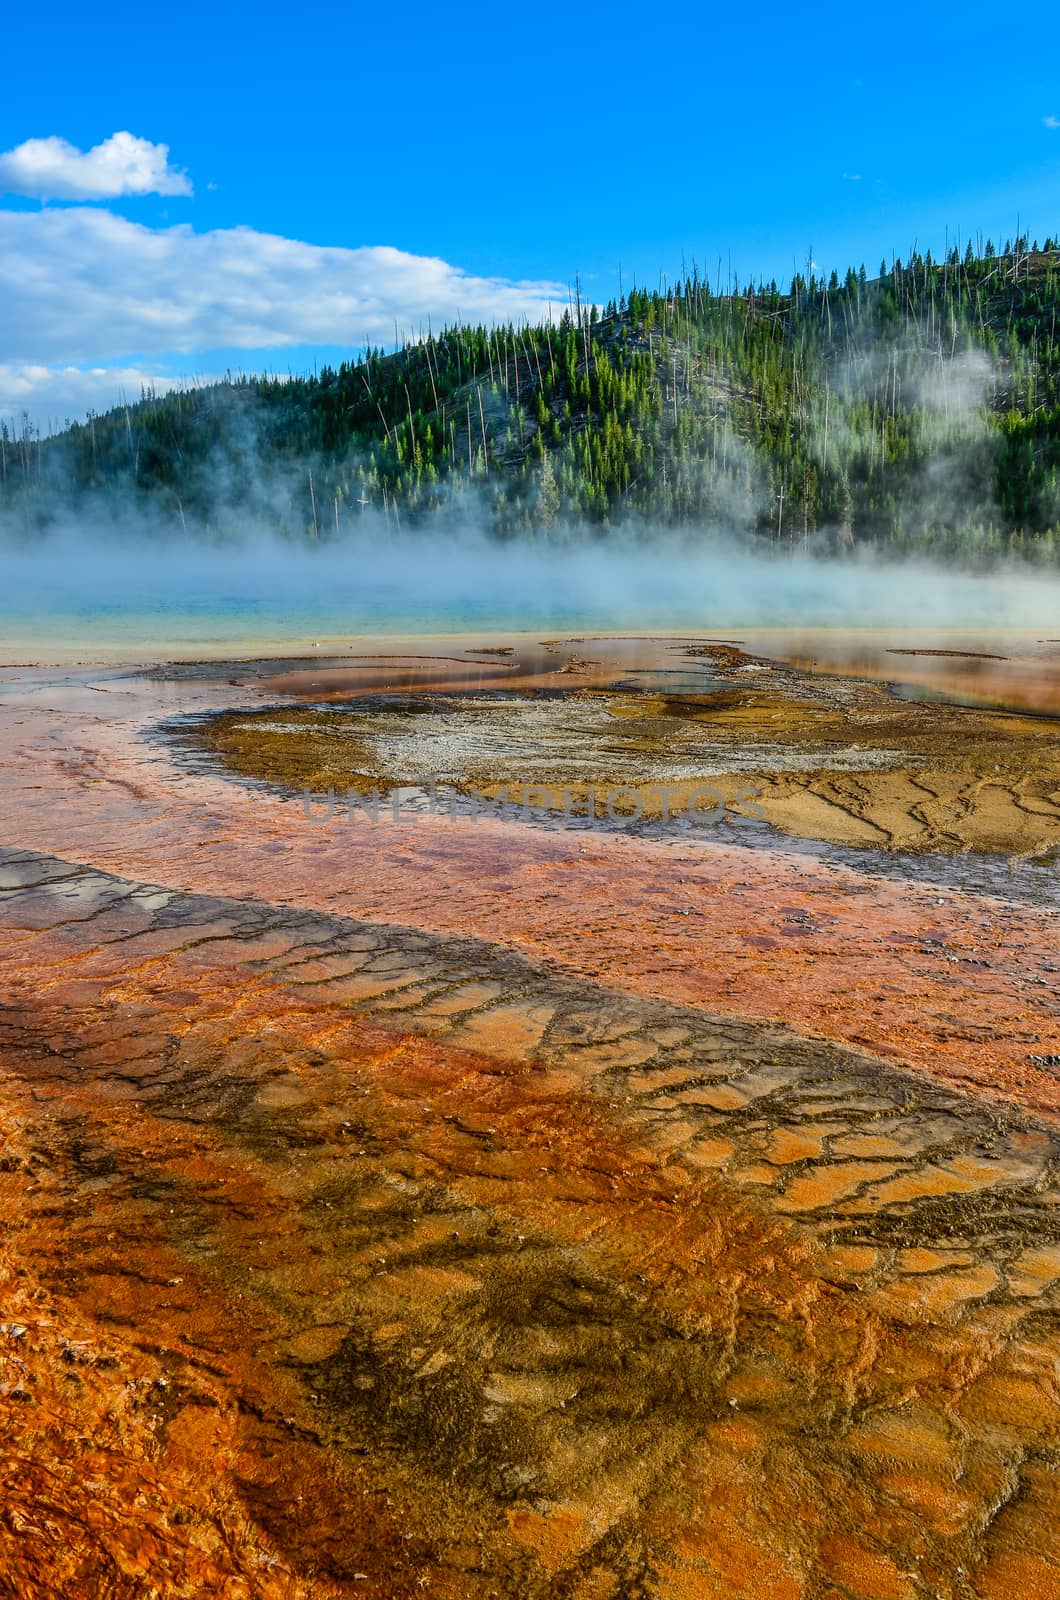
[754,629,1060,716]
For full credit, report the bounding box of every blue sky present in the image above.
[2,0,1059,427]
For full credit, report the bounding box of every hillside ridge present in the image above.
[6,235,1060,561]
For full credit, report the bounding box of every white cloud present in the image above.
[0,207,565,365]
[0,364,206,433]
[0,132,192,200]
[1044,115,1060,130]
[0,206,566,426]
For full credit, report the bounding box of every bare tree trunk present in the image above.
[822,388,829,474]
[424,337,439,413]
[477,387,489,475]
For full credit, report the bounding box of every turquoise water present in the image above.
[0,594,641,661]
[3,532,1060,662]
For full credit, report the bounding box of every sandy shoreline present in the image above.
[2,621,1057,668]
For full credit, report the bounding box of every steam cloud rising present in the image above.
[2,519,1057,656]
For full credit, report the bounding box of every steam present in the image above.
[805,335,1001,549]
[2,519,1058,659]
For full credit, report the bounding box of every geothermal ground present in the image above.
[0,634,1058,1599]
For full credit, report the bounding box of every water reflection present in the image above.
[750,630,1060,716]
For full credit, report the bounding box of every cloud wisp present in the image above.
[0,132,192,201]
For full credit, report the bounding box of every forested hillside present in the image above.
[6,234,1060,561]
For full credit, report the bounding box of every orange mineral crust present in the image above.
[0,642,1058,1598]
[0,660,1055,1118]
[0,851,1058,1598]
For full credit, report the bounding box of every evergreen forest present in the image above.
[6,236,1060,563]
